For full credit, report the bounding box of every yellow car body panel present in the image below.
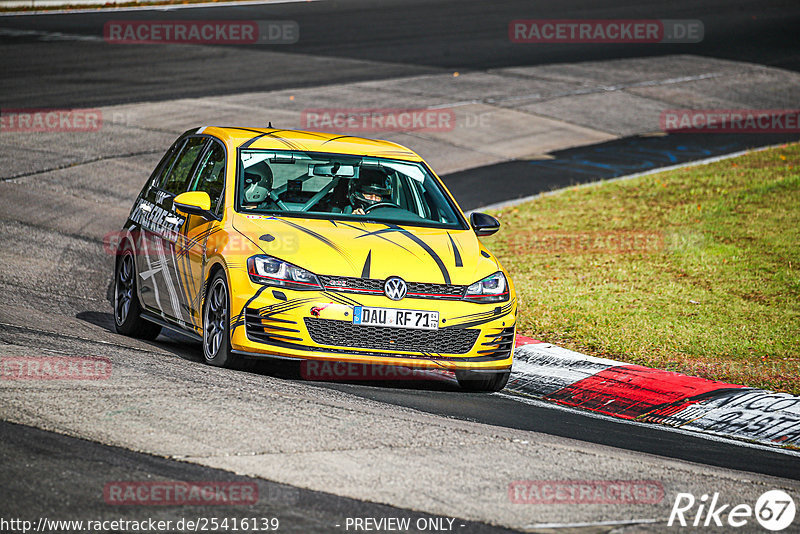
[121,127,516,374]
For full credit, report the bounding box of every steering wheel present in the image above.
[363,202,400,213]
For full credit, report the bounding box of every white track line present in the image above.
[525,518,661,529]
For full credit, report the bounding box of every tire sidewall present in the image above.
[114,248,139,332]
[203,271,233,366]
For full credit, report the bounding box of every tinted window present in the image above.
[237,150,464,229]
[151,139,184,189]
[161,137,207,195]
[189,141,226,214]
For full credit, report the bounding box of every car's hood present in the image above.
[231,212,499,285]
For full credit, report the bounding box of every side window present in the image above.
[150,139,184,189]
[189,141,226,214]
[160,137,207,195]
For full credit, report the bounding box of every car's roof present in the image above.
[195,126,423,162]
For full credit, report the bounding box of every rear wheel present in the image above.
[456,370,510,392]
[202,271,240,368]
[114,249,162,340]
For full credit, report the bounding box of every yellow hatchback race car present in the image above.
[113,127,515,391]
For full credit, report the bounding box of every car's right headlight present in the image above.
[463,271,509,303]
[247,255,322,290]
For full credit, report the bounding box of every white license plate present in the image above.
[353,306,439,330]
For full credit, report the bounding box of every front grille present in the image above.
[304,318,479,354]
[318,275,465,300]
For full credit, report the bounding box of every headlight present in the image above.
[463,272,509,303]
[247,255,322,290]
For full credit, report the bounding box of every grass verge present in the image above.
[488,143,800,395]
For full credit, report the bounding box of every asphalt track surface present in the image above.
[447,132,800,210]
[2,0,800,530]
[0,0,798,108]
[0,420,518,533]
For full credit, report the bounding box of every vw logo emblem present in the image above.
[384,277,407,301]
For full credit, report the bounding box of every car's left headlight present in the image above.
[463,272,509,303]
[247,255,322,290]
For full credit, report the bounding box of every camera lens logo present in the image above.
[384,277,407,301]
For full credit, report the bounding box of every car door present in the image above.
[141,136,208,326]
[174,138,227,335]
[133,137,186,313]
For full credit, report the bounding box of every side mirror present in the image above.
[173,191,215,220]
[470,212,500,237]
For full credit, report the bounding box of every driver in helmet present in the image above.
[350,168,392,215]
[241,161,274,207]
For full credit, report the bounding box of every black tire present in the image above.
[202,270,240,368]
[114,248,162,340]
[456,370,510,392]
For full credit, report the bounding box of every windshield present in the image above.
[236,150,465,229]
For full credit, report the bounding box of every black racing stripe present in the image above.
[447,232,463,267]
[254,130,307,151]
[354,227,403,238]
[241,132,272,149]
[448,300,515,323]
[257,297,317,317]
[361,250,371,279]
[177,226,220,258]
[274,218,352,261]
[385,224,451,284]
[235,297,317,330]
[322,291,362,307]
[227,127,272,136]
[321,135,358,145]
[340,222,418,256]
[231,284,271,331]
[444,301,515,329]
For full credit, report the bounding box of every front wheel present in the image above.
[456,370,510,392]
[202,271,240,368]
[114,249,161,340]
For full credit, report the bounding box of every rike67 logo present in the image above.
[669,490,795,531]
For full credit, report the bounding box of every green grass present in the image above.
[488,143,800,395]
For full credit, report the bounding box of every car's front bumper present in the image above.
[228,278,515,371]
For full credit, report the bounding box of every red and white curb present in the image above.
[509,336,800,449]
